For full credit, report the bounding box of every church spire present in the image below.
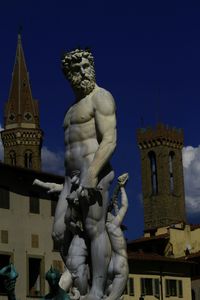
[4,33,39,128]
[1,35,43,170]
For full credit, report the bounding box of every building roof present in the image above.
[190,224,200,231]
[128,233,169,255]
[0,162,64,199]
[128,251,194,264]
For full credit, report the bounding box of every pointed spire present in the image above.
[4,34,39,129]
[1,34,43,171]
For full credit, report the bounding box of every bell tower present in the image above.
[137,123,186,233]
[1,34,43,170]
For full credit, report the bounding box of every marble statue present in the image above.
[34,48,128,300]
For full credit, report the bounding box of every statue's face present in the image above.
[68,57,95,95]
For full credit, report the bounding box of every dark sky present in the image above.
[0,1,200,239]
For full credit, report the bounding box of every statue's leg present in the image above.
[52,176,72,262]
[66,235,88,295]
[81,171,114,300]
[105,256,128,300]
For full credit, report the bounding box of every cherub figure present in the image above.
[105,173,129,300]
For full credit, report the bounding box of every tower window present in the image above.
[9,151,16,166]
[169,151,175,193]
[24,150,32,169]
[149,151,158,195]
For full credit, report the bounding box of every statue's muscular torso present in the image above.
[63,85,116,183]
[64,89,98,173]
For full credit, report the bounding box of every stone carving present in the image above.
[34,48,128,300]
[0,264,18,300]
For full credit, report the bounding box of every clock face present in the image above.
[8,113,16,121]
[24,112,33,121]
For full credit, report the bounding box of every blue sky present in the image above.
[0,1,200,239]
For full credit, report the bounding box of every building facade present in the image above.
[0,163,64,300]
[0,35,62,299]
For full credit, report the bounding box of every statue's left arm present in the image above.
[81,89,117,188]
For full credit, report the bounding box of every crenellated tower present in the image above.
[137,123,186,233]
[1,34,43,170]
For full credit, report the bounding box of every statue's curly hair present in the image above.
[61,48,95,76]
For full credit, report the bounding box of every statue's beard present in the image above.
[70,74,95,96]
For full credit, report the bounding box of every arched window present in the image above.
[24,150,32,169]
[9,151,16,166]
[169,151,175,193]
[148,151,158,195]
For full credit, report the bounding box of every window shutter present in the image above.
[154,279,160,297]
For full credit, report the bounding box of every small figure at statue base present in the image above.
[43,267,70,300]
[0,264,18,300]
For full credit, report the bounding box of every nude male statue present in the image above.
[52,48,117,300]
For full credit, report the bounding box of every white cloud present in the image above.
[183,146,200,214]
[0,125,4,161]
[41,146,64,175]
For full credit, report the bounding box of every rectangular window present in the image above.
[53,239,60,252]
[0,254,11,294]
[154,279,160,298]
[28,257,44,297]
[165,279,182,297]
[30,196,40,214]
[141,278,160,297]
[141,278,153,295]
[1,231,8,244]
[31,234,39,248]
[51,200,57,216]
[0,188,9,209]
[178,280,183,298]
[129,277,134,296]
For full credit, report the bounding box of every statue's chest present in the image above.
[64,99,94,127]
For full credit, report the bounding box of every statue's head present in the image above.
[45,266,61,289]
[62,48,96,96]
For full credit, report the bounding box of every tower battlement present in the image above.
[137,123,184,150]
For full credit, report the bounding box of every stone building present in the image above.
[0,35,64,299]
[0,163,64,299]
[123,124,200,300]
